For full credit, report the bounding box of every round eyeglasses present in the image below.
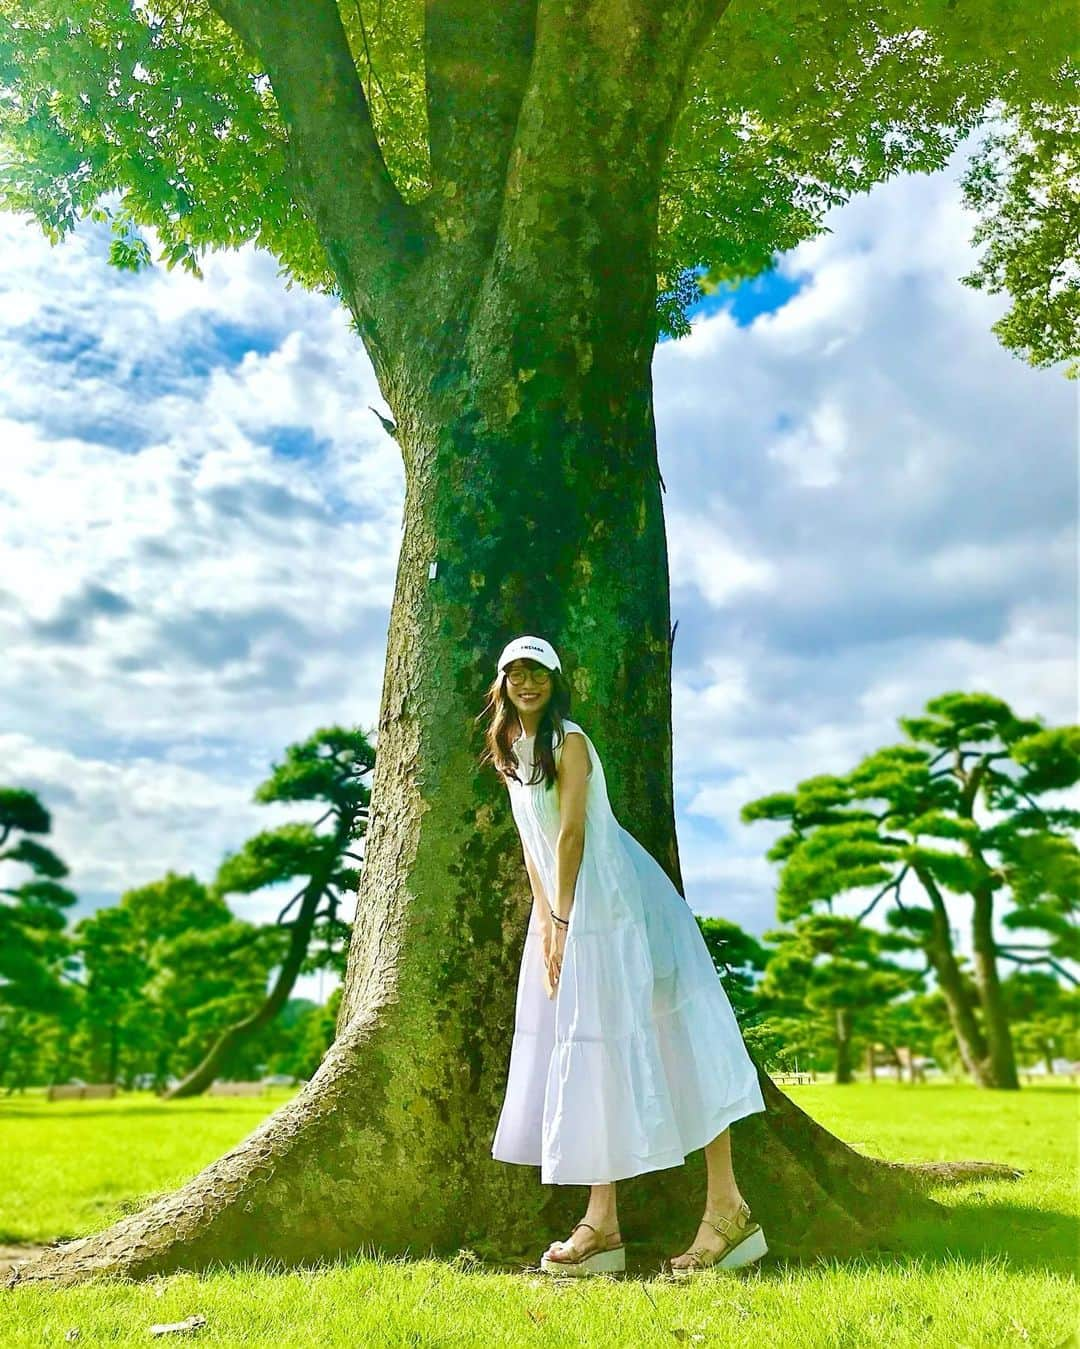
[505,666,551,687]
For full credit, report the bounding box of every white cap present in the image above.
[497,634,562,674]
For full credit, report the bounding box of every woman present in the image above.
[481,634,769,1277]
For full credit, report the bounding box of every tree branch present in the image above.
[275,883,310,926]
[856,867,907,923]
[997,950,1079,985]
[423,0,537,228]
[518,0,735,185]
[205,0,428,360]
[454,0,737,357]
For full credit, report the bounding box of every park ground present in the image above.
[1,1080,1076,1347]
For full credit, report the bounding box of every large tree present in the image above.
[3,0,1059,1285]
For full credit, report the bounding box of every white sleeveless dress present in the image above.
[490,718,766,1185]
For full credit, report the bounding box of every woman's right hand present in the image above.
[540,923,556,997]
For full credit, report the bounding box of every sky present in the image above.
[1,133,1076,1005]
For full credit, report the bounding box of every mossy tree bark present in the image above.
[9,0,1011,1289]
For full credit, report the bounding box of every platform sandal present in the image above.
[539,1221,626,1276]
[667,1199,767,1278]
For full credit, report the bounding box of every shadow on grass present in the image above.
[9,1160,1074,1287]
[471,1193,1079,1282]
[11,1208,1075,1291]
[893,1195,1078,1277]
[204,1186,1072,1284]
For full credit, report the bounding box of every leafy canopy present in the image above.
[0,0,1075,364]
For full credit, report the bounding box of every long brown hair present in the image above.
[476,660,573,790]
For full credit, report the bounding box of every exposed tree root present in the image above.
[876,1159,1025,1187]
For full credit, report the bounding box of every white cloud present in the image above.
[666,507,777,605]
[658,135,1073,950]
[766,398,852,488]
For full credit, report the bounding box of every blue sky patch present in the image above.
[264,425,328,461]
[183,317,280,376]
[687,265,804,326]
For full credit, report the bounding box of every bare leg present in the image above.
[703,1126,744,1215]
[668,1127,748,1269]
[544,1182,621,1261]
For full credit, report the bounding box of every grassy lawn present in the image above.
[1,1080,1076,1347]
[0,1088,302,1248]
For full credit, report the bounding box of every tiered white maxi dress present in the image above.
[490,718,766,1185]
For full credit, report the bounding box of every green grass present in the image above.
[1,1080,1076,1347]
[0,1088,302,1246]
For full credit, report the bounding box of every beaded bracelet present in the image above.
[549,906,570,928]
